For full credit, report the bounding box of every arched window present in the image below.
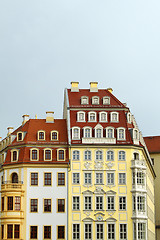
[44,149,52,161]
[73,150,80,160]
[72,127,80,139]
[88,112,96,122]
[51,131,58,140]
[77,111,85,122]
[92,96,99,105]
[107,151,114,161]
[32,149,38,160]
[81,96,89,105]
[118,151,126,161]
[111,112,119,122]
[12,173,18,183]
[134,130,139,140]
[99,112,107,122]
[96,129,102,138]
[84,150,91,160]
[17,132,23,141]
[84,128,92,138]
[12,150,18,162]
[133,152,139,160]
[95,150,103,160]
[38,131,45,140]
[117,128,125,140]
[59,150,64,160]
[103,96,110,105]
[106,128,114,138]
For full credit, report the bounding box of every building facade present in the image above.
[0,112,69,240]
[63,82,156,240]
[144,136,160,240]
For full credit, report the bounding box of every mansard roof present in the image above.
[144,136,160,153]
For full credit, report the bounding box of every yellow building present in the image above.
[144,136,160,240]
[64,82,156,240]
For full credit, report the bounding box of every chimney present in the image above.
[7,127,14,136]
[90,82,98,92]
[46,111,54,123]
[107,88,113,94]
[71,82,79,92]
[22,114,29,125]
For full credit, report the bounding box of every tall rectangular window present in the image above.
[15,196,21,211]
[73,196,80,210]
[119,173,126,185]
[7,225,13,239]
[85,224,92,240]
[7,196,13,210]
[1,225,4,239]
[96,224,103,240]
[44,226,51,239]
[107,173,114,185]
[96,173,103,184]
[14,224,20,238]
[57,226,65,239]
[58,173,65,186]
[84,173,92,184]
[107,196,115,210]
[119,197,126,211]
[44,199,51,212]
[73,173,80,184]
[44,173,52,186]
[84,196,92,210]
[96,196,103,210]
[137,196,145,212]
[120,224,127,240]
[31,173,38,186]
[31,199,38,212]
[108,224,115,240]
[30,226,38,239]
[1,197,4,211]
[73,224,80,240]
[58,199,65,212]
[138,223,146,240]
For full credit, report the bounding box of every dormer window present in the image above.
[44,149,52,161]
[72,127,80,140]
[38,131,45,140]
[127,112,132,123]
[83,127,92,138]
[106,127,114,138]
[117,128,126,140]
[77,111,85,122]
[99,112,107,122]
[30,149,39,161]
[134,129,139,140]
[111,112,119,122]
[51,131,58,141]
[95,124,103,138]
[92,96,99,105]
[81,96,89,105]
[17,132,23,141]
[103,96,110,105]
[11,149,19,162]
[88,112,96,122]
[57,149,65,161]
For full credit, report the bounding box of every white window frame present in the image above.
[103,96,110,105]
[106,150,114,161]
[118,173,126,185]
[96,223,104,240]
[107,172,115,186]
[73,224,80,240]
[117,127,126,140]
[72,150,80,160]
[88,111,97,122]
[107,223,115,240]
[84,196,92,211]
[110,112,119,122]
[119,196,127,211]
[95,196,103,210]
[83,127,92,138]
[84,150,92,161]
[127,112,132,123]
[106,127,114,138]
[95,150,103,161]
[81,96,89,105]
[72,127,81,140]
[84,223,92,240]
[72,196,80,211]
[99,112,107,122]
[72,173,80,184]
[84,172,92,185]
[77,111,86,122]
[92,96,99,105]
[107,196,115,211]
[118,151,126,161]
[119,223,127,240]
[95,172,103,185]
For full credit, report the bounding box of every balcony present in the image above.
[132,210,147,219]
[132,184,146,192]
[82,137,116,144]
[1,181,24,192]
[131,160,146,169]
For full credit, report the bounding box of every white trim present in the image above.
[88,111,97,122]
[99,111,108,122]
[77,111,86,122]
[110,112,119,123]
[117,127,126,141]
[72,127,81,140]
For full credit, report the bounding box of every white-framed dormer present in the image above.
[92,96,99,105]
[110,112,119,122]
[83,126,92,138]
[44,148,52,161]
[127,112,132,124]
[99,111,107,122]
[81,96,89,105]
[38,130,45,141]
[30,148,39,161]
[57,148,66,161]
[17,131,24,142]
[117,127,126,141]
[103,96,110,105]
[77,111,86,122]
[11,149,19,162]
[88,111,97,122]
[106,127,115,139]
[132,128,140,145]
[72,127,81,140]
[51,130,59,141]
[94,124,103,138]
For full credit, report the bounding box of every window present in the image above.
[1,197,4,211]
[133,152,139,160]
[77,111,85,122]
[107,173,115,185]
[92,96,99,105]
[17,132,23,141]
[44,173,51,186]
[1,225,4,239]
[84,150,91,160]
[96,224,103,240]
[72,127,80,139]
[137,196,145,212]
[118,151,126,161]
[31,173,38,186]
[73,150,80,160]
[85,224,92,240]
[107,196,115,210]
[84,173,92,185]
[44,226,51,239]
[58,173,65,186]
[73,196,80,210]
[12,150,18,162]
[12,172,18,183]
[103,96,110,105]
[15,196,21,211]
[51,131,58,140]
[106,128,114,138]
[138,223,146,240]
[84,128,92,138]
[44,199,51,212]
[120,224,127,240]
[81,96,88,104]
[119,197,126,211]
[7,225,13,238]
[95,150,103,161]
[73,173,80,184]
[30,226,38,239]
[7,196,13,210]
[31,199,38,212]
[84,196,92,210]
[58,150,65,161]
[38,131,45,140]
[99,112,107,122]
[96,173,103,184]
[58,199,65,212]
[44,149,52,161]
[134,129,139,140]
[119,173,126,185]
[108,224,115,240]
[111,112,119,122]
[57,226,65,239]
[73,224,80,240]
[88,112,96,122]
[96,128,103,138]
[137,172,145,185]
[127,112,131,123]
[31,149,38,161]
[14,225,20,239]
[107,151,114,161]
[118,128,125,140]
[96,196,103,210]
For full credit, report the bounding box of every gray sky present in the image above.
[0,0,160,139]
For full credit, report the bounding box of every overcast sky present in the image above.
[0,0,160,139]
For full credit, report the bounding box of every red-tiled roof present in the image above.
[144,136,160,153]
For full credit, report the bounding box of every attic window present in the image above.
[51,131,58,141]
[17,132,23,141]
[38,131,45,140]
[81,96,88,105]
[103,96,110,105]
[92,96,99,105]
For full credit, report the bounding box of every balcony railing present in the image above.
[82,137,116,144]
[1,181,23,190]
[131,160,146,169]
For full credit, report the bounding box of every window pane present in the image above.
[58,173,65,186]
[58,226,65,239]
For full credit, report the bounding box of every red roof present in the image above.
[144,136,160,153]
